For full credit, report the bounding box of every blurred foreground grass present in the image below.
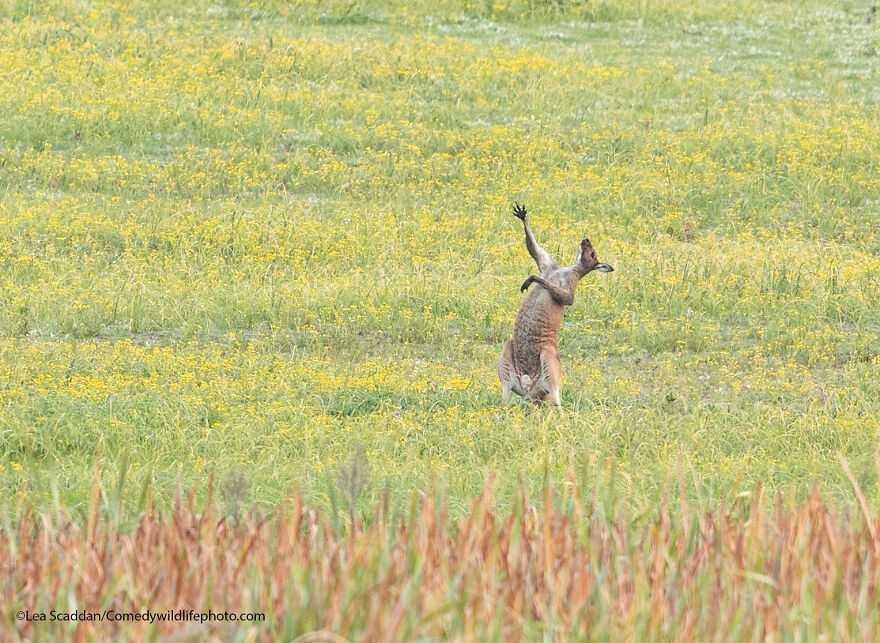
[0,0,879,516]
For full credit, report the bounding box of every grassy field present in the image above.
[2,0,880,531]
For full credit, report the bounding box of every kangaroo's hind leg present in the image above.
[498,339,525,404]
[527,347,563,407]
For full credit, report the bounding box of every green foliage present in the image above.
[0,0,879,519]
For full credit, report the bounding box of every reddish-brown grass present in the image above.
[2,477,879,642]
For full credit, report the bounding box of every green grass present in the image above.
[0,0,879,520]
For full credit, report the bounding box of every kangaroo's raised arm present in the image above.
[512,203,555,273]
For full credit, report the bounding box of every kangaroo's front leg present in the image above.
[520,275,574,306]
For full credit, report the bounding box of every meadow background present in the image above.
[2,0,880,638]
[2,0,880,515]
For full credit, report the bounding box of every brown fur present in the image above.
[498,203,613,407]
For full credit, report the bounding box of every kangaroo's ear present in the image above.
[578,238,597,266]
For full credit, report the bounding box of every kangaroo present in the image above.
[498,203,613,407]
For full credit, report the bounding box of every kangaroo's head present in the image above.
[576,238,614,276]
